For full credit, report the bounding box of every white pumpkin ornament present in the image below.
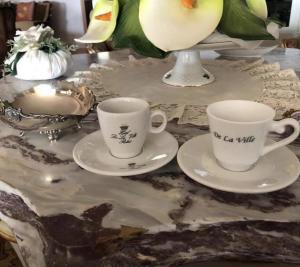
[5,25,74,80]
[16,49,70,80]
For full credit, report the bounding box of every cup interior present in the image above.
[207,100,275,123]
[98,97,148,114]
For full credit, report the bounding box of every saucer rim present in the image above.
[73,130,178,176]
[177,134,300,194]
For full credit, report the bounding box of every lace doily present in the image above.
[72,57,300,126]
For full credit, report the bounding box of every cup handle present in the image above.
[261,118,300,156]
[149,110,168,134]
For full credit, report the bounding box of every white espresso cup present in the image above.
[97,97,167,159]
[207,100,300,172]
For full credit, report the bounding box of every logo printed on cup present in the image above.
[111,125,137,144]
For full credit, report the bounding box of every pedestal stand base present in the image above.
[162,50,215,87]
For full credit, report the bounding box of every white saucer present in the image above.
[73,130,178,176]
[177,134,300,194]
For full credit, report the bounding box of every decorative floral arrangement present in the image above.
[76,0,276,58]
[5,25,76,80]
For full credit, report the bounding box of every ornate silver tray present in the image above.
[0,81,95,141]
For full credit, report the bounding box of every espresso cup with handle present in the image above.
[207,100,300,172]
[97,97,168,159]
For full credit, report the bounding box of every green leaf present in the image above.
[112,0,168,58]
[10,52,25,76]
[218,0,274,40]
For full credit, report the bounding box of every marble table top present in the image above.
[0,48,300,267]
[68,48,300,76]
[2,48,299,98]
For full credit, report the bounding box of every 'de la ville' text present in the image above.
[214,132,256,144]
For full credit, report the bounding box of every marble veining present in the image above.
[0,119,298,266]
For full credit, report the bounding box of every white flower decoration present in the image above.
[13,25,54,52]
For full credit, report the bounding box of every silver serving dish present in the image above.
[0,81,95,141]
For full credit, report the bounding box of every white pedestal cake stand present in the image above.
[162,50,215,87]
[162,42,240,87]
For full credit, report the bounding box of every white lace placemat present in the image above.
[71,56,300,126]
